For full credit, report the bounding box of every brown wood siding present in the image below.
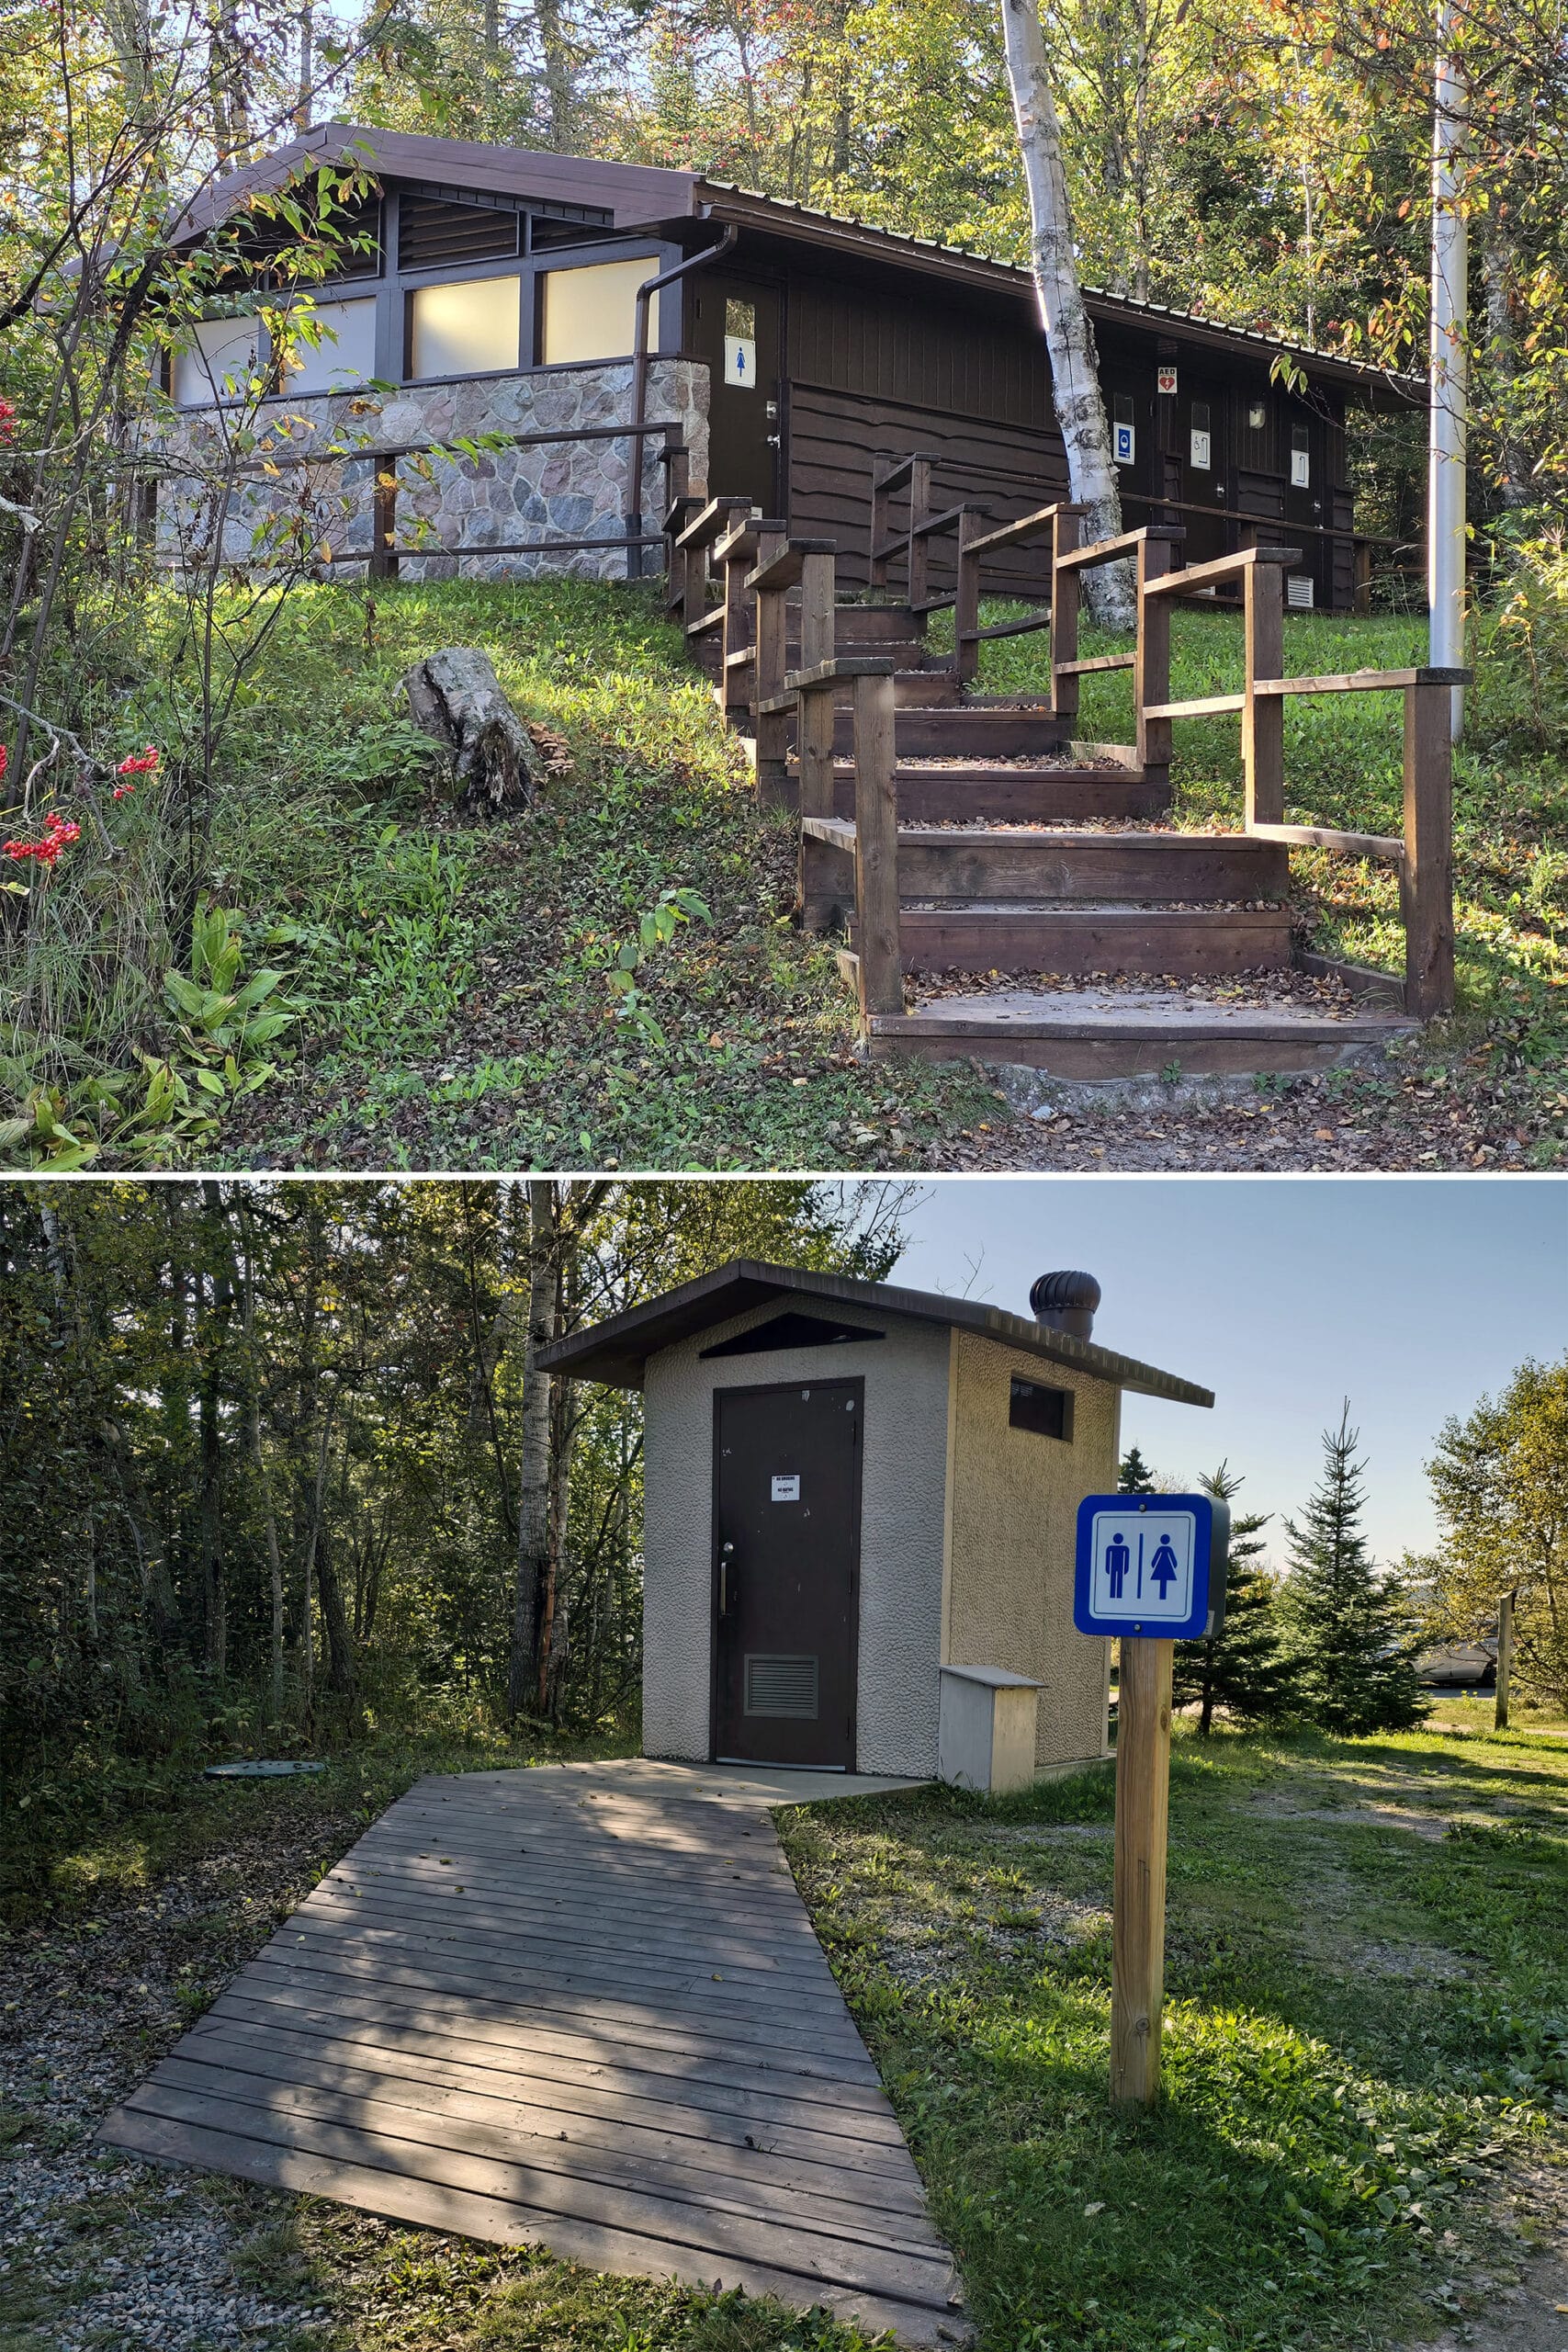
[789,276,1054,433]
[787,382,1067,595]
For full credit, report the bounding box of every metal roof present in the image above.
[538,1259,1214,1406]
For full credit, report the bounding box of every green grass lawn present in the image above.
[3,1715,1565,2352]
[778,1718,1568,2352]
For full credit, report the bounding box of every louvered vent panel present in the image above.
[399,198,520,272]
[744,1655,819,1720]
[1287,573,1315,609]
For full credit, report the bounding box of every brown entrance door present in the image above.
[694,276,783,510]
[1175,373,1227,568]
[1283,413,1326,604]
[712,1379,861,1769]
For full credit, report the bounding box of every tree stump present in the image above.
[400,647,542,818]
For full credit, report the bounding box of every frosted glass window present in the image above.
[173,314,262,405]
[540,256,660,366]
[278,297,378,395]
[410,275,521,379]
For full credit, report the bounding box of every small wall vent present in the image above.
[744,1655,819,1719]
[1287,573,1315,609]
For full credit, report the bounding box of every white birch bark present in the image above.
[1000,0,1135,628]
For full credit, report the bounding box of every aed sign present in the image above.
[1114,421,1136,465]
[724,334,757,388]
[1073,1494,1229,1641]
[771,1474,801,1502]
[1156,364,1178,396]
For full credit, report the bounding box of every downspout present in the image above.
[626,221,738,579]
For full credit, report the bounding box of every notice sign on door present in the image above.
[1156,364,1178,396]
[1190,428,1212,469]
[1114,421,1136,465]
[724,334,757,387]
[1291,447,1311,487]
[1073,1494,1229,1641]
[771,1475,801,1502]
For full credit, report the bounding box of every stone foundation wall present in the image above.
[155,357,709,583]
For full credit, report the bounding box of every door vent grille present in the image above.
[744,1654,819,1719]
[1287,573,1315,609]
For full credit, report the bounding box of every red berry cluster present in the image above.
[114,744,160,798]
[4,811,82,867]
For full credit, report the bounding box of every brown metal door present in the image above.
[1175,374,1226,567]
[694,276,783,510]
[1283,414,1326,604]
[712,1379,861,1769]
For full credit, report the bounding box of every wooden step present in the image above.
[849,903,1295,976]
[783,764,1168,822]
[805,823,1286,903]
[832,704,1065,754]
[861,983,1416,1074]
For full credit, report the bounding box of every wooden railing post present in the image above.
[869,456,894,594]
[1403,678,1455,1017]
[953,508,984,686]
[720,513,762,716]
[369,465,399,581]
[907,456,932,613]
[1243,558,1285,828]
[748,524,789,802]
[800,548,836,672]
[797,676,840,931]
[852,671,902,1023]
[1134,537,1173,792]
[1050,508,1081,723]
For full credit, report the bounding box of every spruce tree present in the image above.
[1279,1404,1427,1735]
[1119,1444,1158,1494]
[1173,1463,1300,1733]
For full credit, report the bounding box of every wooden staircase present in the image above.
[663,451,1463,1079]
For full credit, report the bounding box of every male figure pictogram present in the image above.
[1104,1531,1132,1600]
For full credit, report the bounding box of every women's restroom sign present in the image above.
[1073,1494,1229,1640]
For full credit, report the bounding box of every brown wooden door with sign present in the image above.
[712,1379,861,1769]
[692,276,783,511]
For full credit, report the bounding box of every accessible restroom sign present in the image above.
[1073,1494,1229,1640]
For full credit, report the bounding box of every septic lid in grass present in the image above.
[204,1760,326,1779]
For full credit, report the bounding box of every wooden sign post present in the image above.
[1495,1589,1517,1732]
[1075,1492,1229,2112]
[1111,1633,1174,2108]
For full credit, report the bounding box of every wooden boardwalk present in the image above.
[100,1761,965,2344]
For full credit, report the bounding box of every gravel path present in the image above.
[0,1814,355,2349]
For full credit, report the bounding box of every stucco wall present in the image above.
[641,1299,953,1775]
[155,356,709,582]
[945,1330,1116,1770]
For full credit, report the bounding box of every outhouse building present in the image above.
[540,1259,1213,1787]
[161,121,1418,606]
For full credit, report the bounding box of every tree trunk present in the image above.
[999,0,1134,628]
[400,649,543,818]
[510,1182,558,1719]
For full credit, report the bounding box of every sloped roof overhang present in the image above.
[538,1258,1214,1406]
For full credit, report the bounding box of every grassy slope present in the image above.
[169,577,994,1171]
[778,1718,1568,2352]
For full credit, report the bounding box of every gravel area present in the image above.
[0,1808,357,2350]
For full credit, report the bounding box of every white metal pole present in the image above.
[1428,1,1469,742]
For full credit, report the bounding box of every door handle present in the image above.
[720,1543,735,1615]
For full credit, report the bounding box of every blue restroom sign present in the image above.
[1073,1494,1229,1640]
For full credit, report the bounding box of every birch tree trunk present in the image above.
[510,1182,558,1720]
[999,0,1135,628]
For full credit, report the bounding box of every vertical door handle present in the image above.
[719,1543,735,1614]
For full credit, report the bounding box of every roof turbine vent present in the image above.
[1030,1270,1101,1342]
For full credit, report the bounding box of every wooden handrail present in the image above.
[1248,822,1404,861]
[1055,525,1186,573]
[746,537,835,594]
[1142,546,1299,598]
[870,451,936,498]
[964,500,1086,560]
[1253,666,1471,696]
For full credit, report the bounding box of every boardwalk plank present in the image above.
[98,1764,964,2344]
